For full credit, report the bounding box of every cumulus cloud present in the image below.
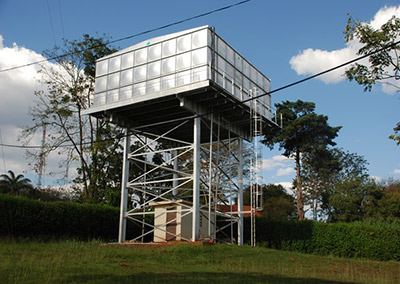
[394,169,400,175]
[0,35,59,179]
[274,182,294,195]
[276,167,295,177]
[289,5,400,92]
[370,176,383,183]
[262,154,295,181]
[262,155,293,170]
[289,44,358,84]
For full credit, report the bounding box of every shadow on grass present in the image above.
[65,272,354,284]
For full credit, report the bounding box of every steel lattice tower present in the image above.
[83,26,279,244]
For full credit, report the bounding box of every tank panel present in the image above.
[90,26,271,121]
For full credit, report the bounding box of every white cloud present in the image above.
[262,155,295,183]
[394,169,400,175]
[274,182,294,195]
[290,44,357,84]
[262,155,293,170]
[370,6,400,29]
[276,167,295,176]
[370,176,383,183]
[0,35,60,180]
[289,5,400,92]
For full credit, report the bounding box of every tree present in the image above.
[263,100,341,220]
[389,123,400,146]
[376,180,400,221]
[301,147,371,221]
[301,147,341,220]
[344,15,400,144]
[0,170,33,195]
[243,184,296,220]
[21,34,124,204]
[329,178,380,222]
[260,184,296,220]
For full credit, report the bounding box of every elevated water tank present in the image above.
[83,26,274,141]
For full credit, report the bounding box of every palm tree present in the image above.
[0,170,33,195]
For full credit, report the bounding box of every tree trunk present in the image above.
[296,149,305,220]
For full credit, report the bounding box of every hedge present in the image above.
[0,194,149,241]
[2,194,400,261]
[249,218,400,261]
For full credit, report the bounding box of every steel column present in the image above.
[172,150,178,197]
[192,117,201,241]
[118,128,130,243]
[237,138,244,245]
[208,113,213,238]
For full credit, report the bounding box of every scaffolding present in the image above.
[118,114,247,244]
[82,25,280,245]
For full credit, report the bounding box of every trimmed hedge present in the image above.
[0,194,119,240]
[2,194,400,261]
[0,194,149,241]
[250,218,400,261]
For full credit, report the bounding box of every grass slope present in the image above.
[1,240,399,284]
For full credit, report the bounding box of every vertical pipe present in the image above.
[141,136,147,242]
[208,113,213,238]
[214,119,220,238]
[192,117,201,241]
[237,138,244,245]
[172,150,178,197]
[118,128,130,243]
[229,131,233,244]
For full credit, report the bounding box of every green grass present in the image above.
[1,240,399,284]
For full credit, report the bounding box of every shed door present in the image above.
[166,207,177,241]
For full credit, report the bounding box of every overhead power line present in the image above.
[0,0,253,74]
[242,40,400,105]
[1,39,399,150]
[46,0,57,47]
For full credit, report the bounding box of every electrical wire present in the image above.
[1,38,399,150]
[0,0,253,74]
[46,0,57,47]
[58,0,65,39]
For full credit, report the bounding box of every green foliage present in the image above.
[0,194,117,240]
[344,15,400,145]
[252,218,400,261]
[263,101,339,156]
[0,171,72,202]
[389,122,400,146]
[372,180,400,221]
[3,193,400,262]
[21,34,126,205]
[329,179,380,222]
[0,194,152,241]
[301,148,371,221]
[344,15,400,92]
[244,184,296,220]
[263,100,341,220]
[325,179,400,223]
[0,171,33,195]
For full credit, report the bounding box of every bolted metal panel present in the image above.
[83,26,276,142]
[85,26,281,245]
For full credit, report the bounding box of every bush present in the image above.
[248,217,400,261]
[2,194,400,260]
[0,194,147,241]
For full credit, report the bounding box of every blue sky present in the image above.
[0,0,399,187]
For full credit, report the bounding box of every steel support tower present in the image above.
[83,26,279,244]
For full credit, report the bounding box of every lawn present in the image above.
[1,240,399,284]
